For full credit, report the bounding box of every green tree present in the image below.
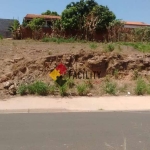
[22,19,28,27]
[8,20,20,33]
[61,0,116,32]
[41,10,59,16]
[27,18,45,31]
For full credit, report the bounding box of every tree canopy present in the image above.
[27,18,45,31]
[41,10,59,16]
[61,0,116,32]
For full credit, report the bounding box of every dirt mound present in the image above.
[0,50,150,98]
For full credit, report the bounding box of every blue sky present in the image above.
[0,0,150,24]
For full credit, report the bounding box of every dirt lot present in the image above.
[0,39,150,99]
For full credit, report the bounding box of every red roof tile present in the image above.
[25,14,61,20]
[124,21,150,26]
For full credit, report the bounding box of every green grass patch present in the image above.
[58,84,68,96]
[104,43,115,52]
[89,43,98,49]
[134,78,147,95]
[76,83,88,96]
[102,79,117,95]
[120,42,150,53]
[18,81,49,96]
[17,84,28,96]
[0,34,3,40]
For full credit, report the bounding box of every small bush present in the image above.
[89,43,98,49]
[0,35,3,40]
[42,37,76,43]
[28,84,36,94]
[114,69,119,79]
[132,69,139,80]
[66,78,74,88]
[34,81,49,96]
[42,37,51,42]
[134,78,147,95]
[103,80,117,95]
[77,83,88,96]
[17,84,28,96]
[147,84,150,95]
[49,85,55,95]
[59,84,68,96]
[105,43,115,52]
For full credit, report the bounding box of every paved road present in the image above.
[0,112,150,150]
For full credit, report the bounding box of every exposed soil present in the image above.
[0,39,150,99]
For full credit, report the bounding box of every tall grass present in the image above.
[120,42,150,53]
[77,83,88,96]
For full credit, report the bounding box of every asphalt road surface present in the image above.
[0,112,150,150]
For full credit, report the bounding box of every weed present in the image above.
[42,37,76,44]
[59,84,68,96]
[89,43,98,49]
[121,42,150,53]
[103,80,117,95]
[133,69,139,80]
[17,84,28,96]
[85,79,93,89]
[48,51,52,55]
[114,69,119,79]
[49,85,55,95]
[135,78,147,95]
[28,84,36,94]
[0,34,3,40]
[147,84,150,95]
[117,45,122,51]
[105,43,115,52]
[77,83,88,96]
[28,81,49,96]
[42,37,50,42]
[66,78,75,88]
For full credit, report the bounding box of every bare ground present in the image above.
[0,39,150,99]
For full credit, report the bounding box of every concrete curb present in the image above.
[1,109,150,114]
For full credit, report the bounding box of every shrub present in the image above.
[59,84,68,96]
[42,37,51,42]
[77,83,88,96]
[89,43,98,49]
[66,78,74,88]
[0,35,3,40]
[32,81,49,96]
[28,84,36,94]
[105,43,115,52]
[132,69,139,80]
[103,80,117,95]
[147,84,150,95]
[42,37,76,43]
[17,84,28,96]
[114,69,119,79]
[134,78,147,95]
[49,85,55,95]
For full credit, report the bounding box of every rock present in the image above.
[0,75,9,83]
[14,57,24,63]
[8,85,16,95]
[87,93,93,97]
[3,81,13,89]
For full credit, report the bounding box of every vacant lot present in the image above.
[0,39,150,99]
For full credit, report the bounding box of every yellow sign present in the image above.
[49,69,60,81]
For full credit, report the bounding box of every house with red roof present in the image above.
[24,14,61,27]
[124,21,150,28]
